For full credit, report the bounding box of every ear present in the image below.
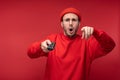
[78,22,81,26]
[61,22,63,28]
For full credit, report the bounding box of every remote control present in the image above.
[47,42,56,51]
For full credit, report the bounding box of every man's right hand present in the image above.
[41,40,52,53]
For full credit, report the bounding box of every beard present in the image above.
[63,27,78,37]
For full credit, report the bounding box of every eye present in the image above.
[64,18,70,22]
[72,18,78,21]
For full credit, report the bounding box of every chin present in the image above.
[67,34,76,37]
[64,31,76,37]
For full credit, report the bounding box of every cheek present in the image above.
[64,22,69,26]
[74,23,79,28]
[63,23,69,28]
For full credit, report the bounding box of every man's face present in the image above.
[61,13,80,37]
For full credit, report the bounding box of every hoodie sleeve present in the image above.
[27,34,57,58]
[88,29,116,60]
[27,40,48,58]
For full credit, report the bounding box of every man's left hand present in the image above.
[81,26,94,39]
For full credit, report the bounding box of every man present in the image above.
[27,8,115,80]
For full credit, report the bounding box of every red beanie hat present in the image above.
[60,7,81,21]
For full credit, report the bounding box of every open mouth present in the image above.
[69,28,74,34]
[69,28,73,31]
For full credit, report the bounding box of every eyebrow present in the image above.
[63,18,78,21]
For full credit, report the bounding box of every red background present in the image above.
[0,0,119,80]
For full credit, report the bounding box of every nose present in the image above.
[69,20,73,26]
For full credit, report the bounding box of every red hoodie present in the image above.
[27,29,115,80]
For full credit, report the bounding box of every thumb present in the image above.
[81,27,85,39]
[81,27,84,32]
[46,40,52,45]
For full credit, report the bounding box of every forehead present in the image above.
[63,13,78,19]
